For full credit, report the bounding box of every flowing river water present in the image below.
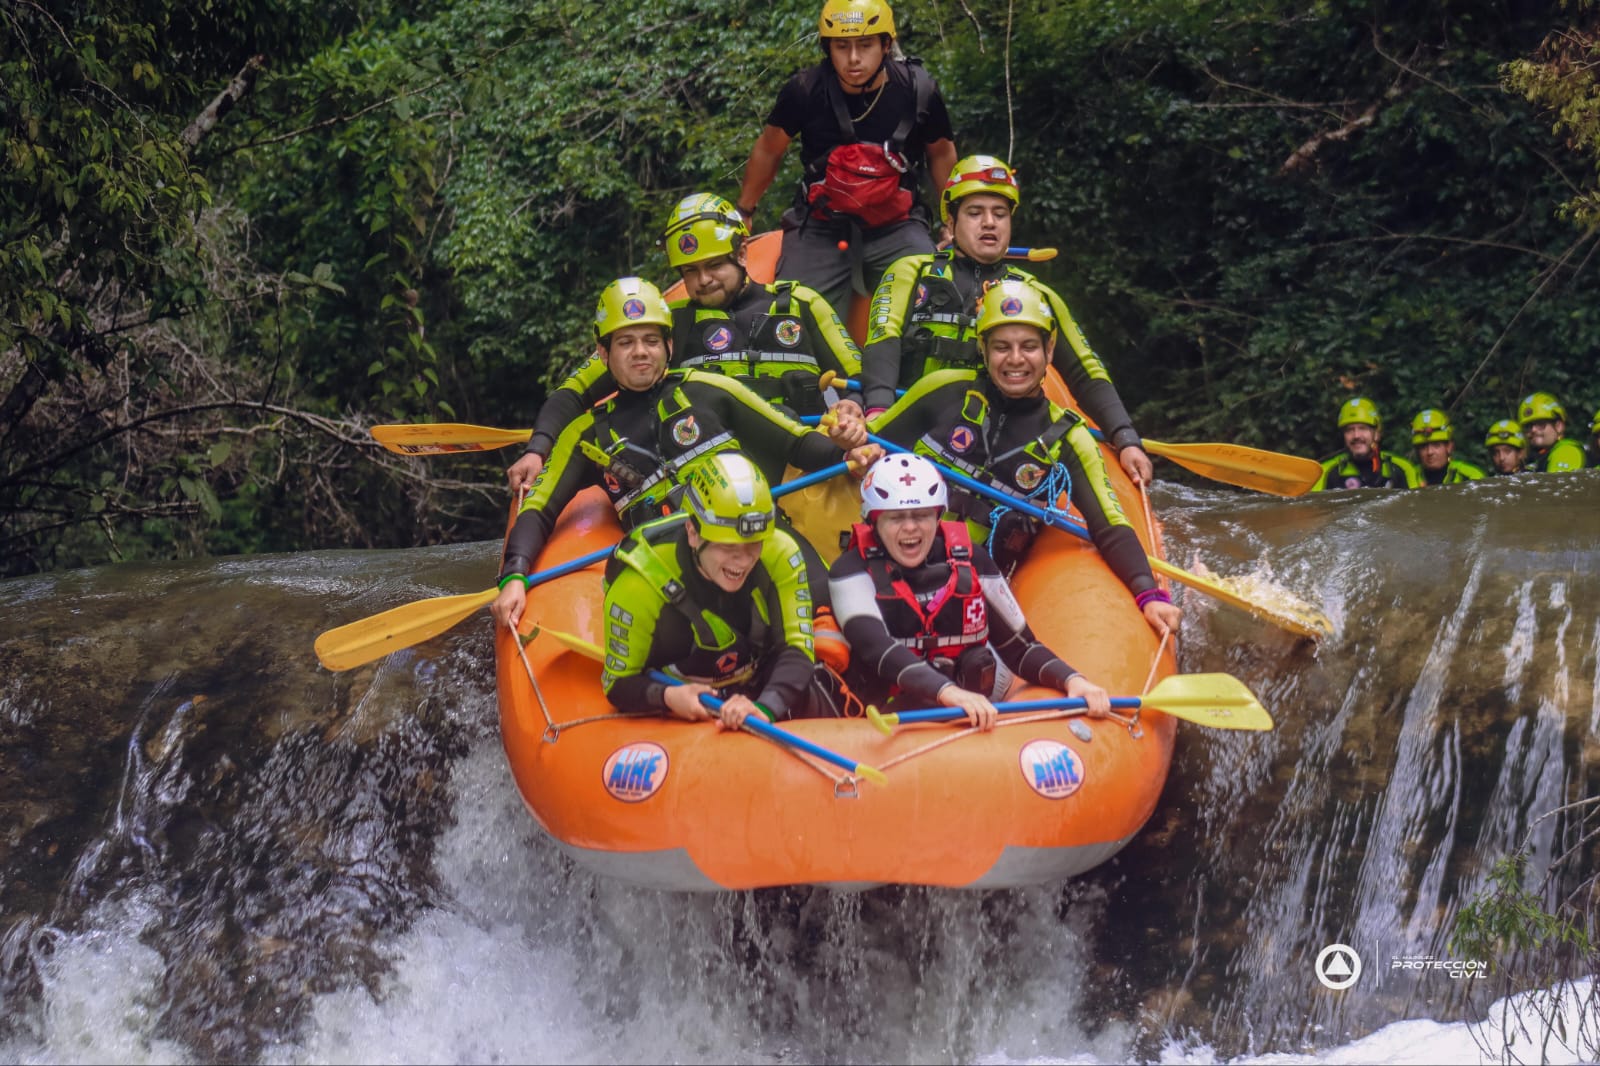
[1,474,1597,1063]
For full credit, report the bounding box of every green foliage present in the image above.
[1504,3,1600,228]
[1452,852,1593,962]
[6,0,1600,573]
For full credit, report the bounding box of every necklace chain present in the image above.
[850,78,887,123]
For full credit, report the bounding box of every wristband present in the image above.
[1135,588,1172,609]
[498,573,526,590]
[753,701,776,723]
[736,203,758,221]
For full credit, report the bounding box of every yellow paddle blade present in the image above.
[1141,672,1274,731]
[370,423,531,455]
[1147,556,1333,642]
[1143,439,1322,497]
[1021,246,1058,262]
[314,587,497,672]
[531,625,603,661]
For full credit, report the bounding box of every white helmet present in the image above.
[860,454,948,520]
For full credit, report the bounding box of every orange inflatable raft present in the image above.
[494,234,1178,890]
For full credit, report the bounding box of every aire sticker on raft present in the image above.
[603,742,669,802]
[1019,739,1085,799]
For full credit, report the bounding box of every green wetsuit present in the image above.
[1312,451,1422,491]
[601,518,824,720]
[526,280,863,456]
[1527,438,1587,473]
[1420,458,1485,485]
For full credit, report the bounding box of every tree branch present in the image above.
[182,55,266,149]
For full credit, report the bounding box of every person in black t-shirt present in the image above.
[736,0,957,317]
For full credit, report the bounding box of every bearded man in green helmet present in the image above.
[1311,398,1421,491]
[1517,392,1587,473]
[506,193,867,493]
[857,153,1154,485]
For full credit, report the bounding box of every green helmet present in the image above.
[940,154,1021,226]
[975,278,1055,338]
[819,0,895,39]
[1484,419,1525,450]
[1517,391,1566,424]
[593,276,672,345]
[1591,409,1600,437]
[1337,397,1381,430]
[1410,408,1452,445]
[682,452,774,545]
[661,193,749,269]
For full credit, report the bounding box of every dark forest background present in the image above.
[4,0,1597,576]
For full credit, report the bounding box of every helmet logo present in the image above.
[705,326,733,352]
[1015,462,1045,491]
[1000,296,1024,317]
[672,416,701,446]
[774,319,802,347]
[949,426,974,453]
[622,298,646,320]
[677,232,699,255]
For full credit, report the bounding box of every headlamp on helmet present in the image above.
[683,452,775,545]
[1484,419,1525,450]
[940,154,1021,226]
[1410,408,1453,446]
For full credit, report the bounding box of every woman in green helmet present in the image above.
[601,452,839,726]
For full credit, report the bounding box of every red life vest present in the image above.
[845,520,988,661]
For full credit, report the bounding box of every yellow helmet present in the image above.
[1591,409,1600,437]
[1518,391,1566,424]
[819,0,895,39]
[661,193,749,269]
[1410,408,1452,445]
[940,154,1021,225]
[593,277,671,345]
[1484,419,1525,450]
[682,452,775,545]
[975,278,1054,339]
[1337,397,1381,430]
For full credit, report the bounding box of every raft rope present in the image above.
[985,460,1071,541]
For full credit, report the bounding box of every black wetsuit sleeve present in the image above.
[528,355,614,457]
[972,545,1079,690]
[498,418,597,579]
[1057,424,1156,598]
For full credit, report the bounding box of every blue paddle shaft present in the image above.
[646,669,865,776]
[519,461,849,590]
[865,434,1094,543]
[893,695,1142,725]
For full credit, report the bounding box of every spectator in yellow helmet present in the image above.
[1409,409,1483,486]
[1483,420,1526,476]
[1311,398,1421,491]
[857,153,1156,485]
[1517,392,1586,473]
[737,0,958,317]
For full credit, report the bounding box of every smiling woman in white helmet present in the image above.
[827,453,1110,730]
